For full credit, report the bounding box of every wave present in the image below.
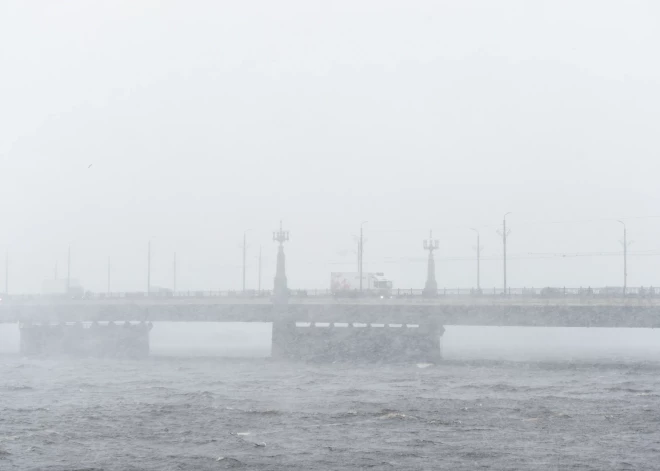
[242,408,281,416]
[2,385,33,391]
[607,386,654,394]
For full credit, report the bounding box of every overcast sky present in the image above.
[1,1,659,293]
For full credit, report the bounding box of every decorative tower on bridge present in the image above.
[272,221,290,304]
[423,230,439,297]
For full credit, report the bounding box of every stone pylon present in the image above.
[423,230,439,297]
[272,221,290,304]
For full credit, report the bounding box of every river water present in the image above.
[1,324,660,470]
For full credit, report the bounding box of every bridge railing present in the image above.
[288,287,656,298]
[1,286,658,301]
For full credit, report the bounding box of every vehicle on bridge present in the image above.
[331,272,393,297]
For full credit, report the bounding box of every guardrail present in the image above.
[1,286,658,301]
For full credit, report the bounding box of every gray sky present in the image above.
[1,1,660,293]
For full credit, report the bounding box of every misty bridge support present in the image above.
[422,230,439,297]
[271,315,444,362]
[272,221,290,304]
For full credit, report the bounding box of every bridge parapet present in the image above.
[2,286,659,306]
[2,302,660,328]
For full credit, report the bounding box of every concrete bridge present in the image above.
[2,222,659,360]
[2,296,660,362]
[2,296,660,327]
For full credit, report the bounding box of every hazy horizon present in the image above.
[2,1,660,294]
[3,323,660,362]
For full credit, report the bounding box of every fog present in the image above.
[3,324,660,362]
[3,3,660,469]
[2,1,660,294]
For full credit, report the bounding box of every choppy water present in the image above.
[1,325,660,470]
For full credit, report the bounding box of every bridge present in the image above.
[3,294,659,361]
[2,222,659,361]
[2,292,660,326]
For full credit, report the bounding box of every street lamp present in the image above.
[242,229,252,294]
[470,228,481,292]
[359,221,368,292]
[617,220,629,296]
[67,246,71,295]
[173,252,177,294]
[272,221,290,302]
[146,237,159,295]
[497,212,512,295]
[147,240,151,296]
[422,230,439,297]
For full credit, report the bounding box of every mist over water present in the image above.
[2,328,660,470]
[3,324,660,362]
[3,1,660,469]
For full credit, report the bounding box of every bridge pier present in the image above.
[270,316,297,359]
[271,318,444,362]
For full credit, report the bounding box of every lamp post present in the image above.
[242,230,252,293]
[147,240,151,295]
[273,221,290,303]
[617,220,630,296]
[497,212,512,295]
[258,246,262,293]
[67,246,71,295]
[359,221,368,292]
[422,230,439,297]
[470,228,481,292]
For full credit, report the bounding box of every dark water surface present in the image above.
[1,355,659,470]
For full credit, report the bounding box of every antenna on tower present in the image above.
[273,220,289,246]
[272,220,290,304]
[496,213,512,295]
[423,229,439,253]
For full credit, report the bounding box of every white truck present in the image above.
[331,272,392,297]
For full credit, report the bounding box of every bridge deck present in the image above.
[3,296,660,307]
[1,300,660,328]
